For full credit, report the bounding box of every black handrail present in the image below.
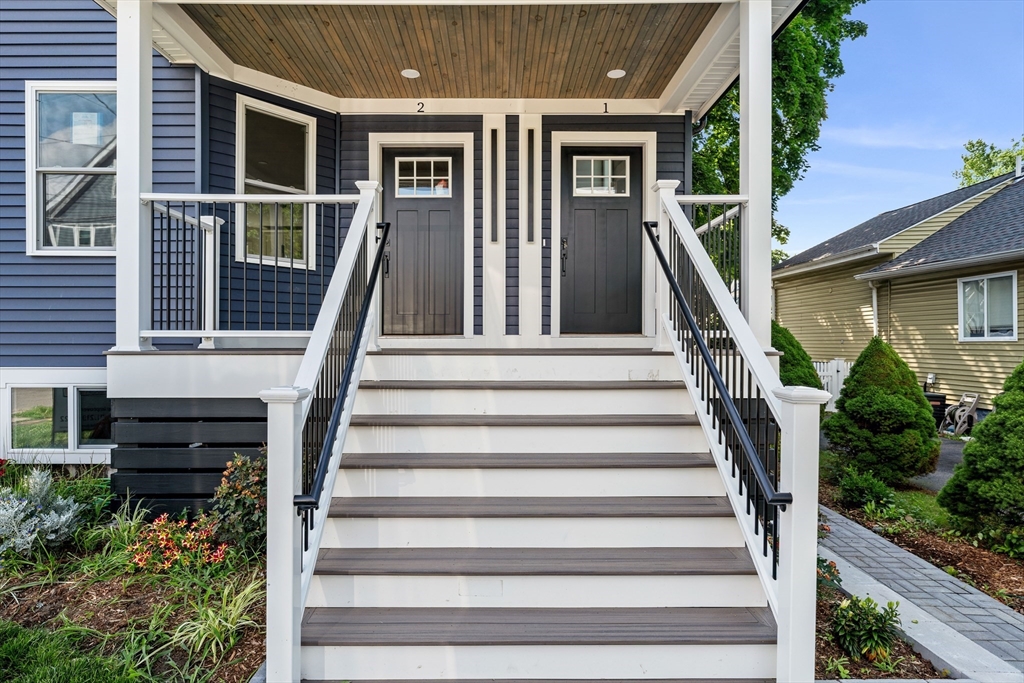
[294,221,391,525]
[643,220,792,508]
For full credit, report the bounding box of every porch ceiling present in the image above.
[180,3,719,99]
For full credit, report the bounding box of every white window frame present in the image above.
[25,81,118,257]
[957,270,1018,342]
[394,156,454,198]
[1,368,113,464]
[234,94,318,270]
[572,155,630,197]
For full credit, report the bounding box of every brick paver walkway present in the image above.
[819,505,1024,674]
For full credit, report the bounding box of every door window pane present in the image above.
[396,157,452,197]
[79,389,113,446]
[573,156,629,196]
[11,388,69,449]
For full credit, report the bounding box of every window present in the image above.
[396,157,451,197]
[26,82,117,255]
[958,271,1018,341]
[9,387,112,451]
[574,156,629,196]
[235,95,316,268]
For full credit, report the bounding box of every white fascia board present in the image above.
[152,3,234,76]
[854,249,1024,282]
[658,3,738,113]
[771,245,883,281]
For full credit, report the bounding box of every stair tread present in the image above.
[349,414,698,427]
[359,380,687,390]
[301,606,776,646]
[328,496,734,518]
[314,546,755,575]
[339,451,713,469]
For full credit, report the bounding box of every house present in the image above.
[773,172,1023,411]
[1,1,832,681]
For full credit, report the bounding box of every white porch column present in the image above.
[773,385,831,683]
[260,386,310,683]
[739,0,773,350]
[114,0,153,351]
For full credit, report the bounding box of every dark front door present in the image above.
[560,146,643,334]
[381,148,464,335]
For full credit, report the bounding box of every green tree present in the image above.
[938,361,1024,533]
[692,0,868,261]
[953,137,1023,187]
[822,337,939,485]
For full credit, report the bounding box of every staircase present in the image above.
[298,349,776,682]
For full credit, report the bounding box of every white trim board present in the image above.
[366,132,476,347]
[549,131,658,339]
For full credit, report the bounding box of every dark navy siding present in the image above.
[540,116,689,334]
[505,115,519,335]
[0,0,197,367]
[339,115,484,335]
[205,78,338,330]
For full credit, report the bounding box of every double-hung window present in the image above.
[958,271,1018,341]
[235,95,317,269]
[26,82,117,255]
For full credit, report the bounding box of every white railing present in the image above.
[258,181,380,682]
[814,358,852,411]
[653,180,830,683]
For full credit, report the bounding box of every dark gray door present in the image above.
[381,148,464,335]
[560,146,643,334]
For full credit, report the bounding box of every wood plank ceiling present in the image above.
[182,4,720,99]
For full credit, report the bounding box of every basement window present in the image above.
[574,156,629,196]
[9,387,112,452]
[958,271,1017,341]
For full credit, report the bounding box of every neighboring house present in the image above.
[774,172,1023,410]
[1,2,831,682]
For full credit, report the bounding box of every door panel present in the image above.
[382,148,464,335]
[560,146,643,334]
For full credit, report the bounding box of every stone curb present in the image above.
[819,546,1024,683]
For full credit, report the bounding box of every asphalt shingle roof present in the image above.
[865,178,1024,276]
[774,173,1013,272]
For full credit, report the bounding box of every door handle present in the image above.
[560,238,568,277]
[383,252,390,278]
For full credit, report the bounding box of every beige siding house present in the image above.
[774,173,1023,411]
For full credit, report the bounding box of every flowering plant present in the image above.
[212,453,267,553]
[127,512,228,572]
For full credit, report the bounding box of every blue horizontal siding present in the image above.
[0,0,198,367]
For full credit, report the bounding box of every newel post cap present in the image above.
[355,180,382,193]
[652,179,681,192]
[259,386,312,404]
[773,385,832,405]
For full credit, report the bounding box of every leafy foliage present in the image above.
[693,0,868,259]
[836,467,894,509]
[817,556,842,592]
[211,452,267,553]
[169,572,264,667]
[0,469,83,558]
[938,360,1024,544]
[953,137,1023,187]
[823,337,940,485]
[126,513,228,573]
[772,320,823,389]
[0,620,136,683]
[833,595,901,662]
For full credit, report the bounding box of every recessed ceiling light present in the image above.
[401,69,420,79]
[607,69,626,79]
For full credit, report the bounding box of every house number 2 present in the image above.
[417,102,425,113]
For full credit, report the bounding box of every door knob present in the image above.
[560,238,568,277]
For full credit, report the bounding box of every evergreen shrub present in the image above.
[836,467,894,509]
[771,320,823,390]
[938,361,1024,542]
[823,337,939,485]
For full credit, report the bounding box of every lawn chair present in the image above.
[940,392,980,436]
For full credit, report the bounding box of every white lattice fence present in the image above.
[814,359,853,411]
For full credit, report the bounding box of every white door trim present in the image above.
[367,132,476,346]
[550,131,658,339]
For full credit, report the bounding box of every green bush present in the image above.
[771,320,823,390]
[823,337,939,485]
[938,361,1024,543]
[833,595,901,662]
[837,467,894,509]
[0,469,83,558]
[211,453,267,553]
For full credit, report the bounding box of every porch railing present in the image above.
[651,180,829,682]
[678,195,745,306]
[141,191,366,345]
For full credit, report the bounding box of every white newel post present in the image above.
[114,0,153,351]
[199,216,219,349]
[653,180,681,350]
[260,386,310,683]
[773,385,831,682]
[739,0,773,352]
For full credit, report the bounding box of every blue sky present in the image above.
[774,0,1024,256]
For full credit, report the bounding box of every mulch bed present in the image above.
[816,587,947,680]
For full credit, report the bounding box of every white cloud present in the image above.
[821,124,967,151]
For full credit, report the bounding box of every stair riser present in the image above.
[301,643,776,680]
[346,425,706,454]
[334,467,725,498]
[306,574,766,609]
[354,388,693,416]
[321,517,745,549]
[363,355,684,382]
